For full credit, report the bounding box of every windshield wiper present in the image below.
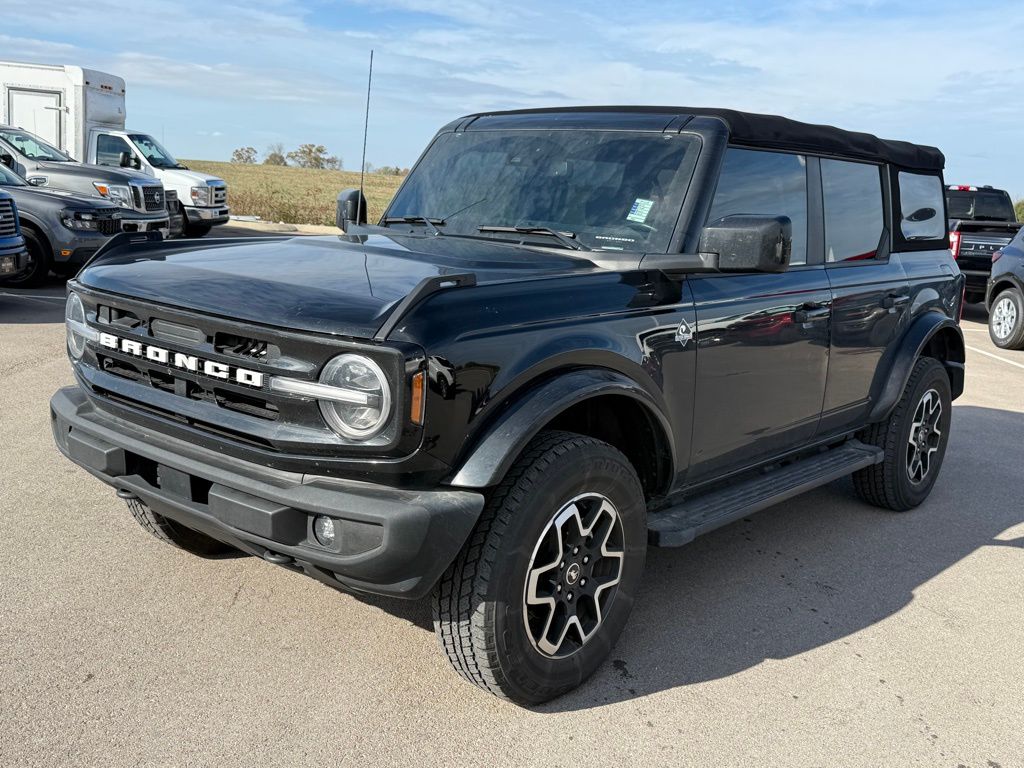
[382,215,444,236]
[477,225,588,251]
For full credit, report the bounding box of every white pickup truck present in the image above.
[0,61,229,237]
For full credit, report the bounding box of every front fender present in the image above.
[447,368,674,489]
[868,312,965,423]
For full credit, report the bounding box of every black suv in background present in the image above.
[0,162,122,286]
[987,227,1024,349]
[51,107,964,705]
[947,185,1021,303]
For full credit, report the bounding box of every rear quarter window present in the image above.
[898,172,945,241]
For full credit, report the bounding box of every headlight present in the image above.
[61,209,102,231]
[317,354,391,439]
[93,182,133,209]
[65,293,88,359]
[190,186,211,206]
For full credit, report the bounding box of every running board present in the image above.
[648,440,884,547]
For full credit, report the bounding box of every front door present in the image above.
[686,147,831,483]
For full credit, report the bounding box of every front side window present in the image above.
[96,134,132,167]
[822,159,885,262]
[898,172,945,240]
[0,129,69,162]
[386,130,700,253]
[707,148,808,265]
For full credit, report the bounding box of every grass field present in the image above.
[182,160,405,226]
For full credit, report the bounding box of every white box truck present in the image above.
[0,61,229,237]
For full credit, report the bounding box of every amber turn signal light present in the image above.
[410,371,426,425]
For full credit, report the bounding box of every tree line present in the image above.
[231,144,408,175]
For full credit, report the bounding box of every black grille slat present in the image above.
[142,186,164,212]
[0,199,17,236]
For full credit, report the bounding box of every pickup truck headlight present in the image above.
[61,209,102,231]
[92,182,133,209]
[190,186,211,206]
[316,354,392,439]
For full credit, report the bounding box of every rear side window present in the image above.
[821,159,885,262]
[96,134,131,167]
[898,172,945,240]
[708,148,808,265]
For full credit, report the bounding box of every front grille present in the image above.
[0,199,17,236]
[142,186,164,212]
[211,185,227,206]
[96,216,121,235]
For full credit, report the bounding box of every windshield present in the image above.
[0,129,71,162]
[385,130,701,252]
[0,163,27,186]
[129,134,181,168]
[946,190,1016,221]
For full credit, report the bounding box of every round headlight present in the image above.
[66,293,87,359]
[318,354,392,439]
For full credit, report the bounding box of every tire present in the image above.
[124,497,235,557]
[988,288,1024,350]
[183,222,212,238]
[853,357,952,511]
[433,431,647,705]
[0,229,49,287]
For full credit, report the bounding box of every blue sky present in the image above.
[4,0,1024,196]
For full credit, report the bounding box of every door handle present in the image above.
[881,293,910,311]
[793,303,831,323]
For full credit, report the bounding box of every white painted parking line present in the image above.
[961,327,987,333]
[966,345,1024,371]
[0,291,65,303]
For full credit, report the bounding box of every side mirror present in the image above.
[26,176,46,186]
[0,153,12,168]
[699,215,792,273]
[336,188,368,232]
[119,151,140,170]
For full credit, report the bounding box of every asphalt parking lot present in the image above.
[2,257,1022,766]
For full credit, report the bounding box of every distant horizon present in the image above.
[6,0,1024,198]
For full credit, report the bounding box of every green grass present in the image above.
[182,160,405,226]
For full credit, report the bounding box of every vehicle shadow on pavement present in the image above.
[0,276,69,324]
[533,404,1024,711]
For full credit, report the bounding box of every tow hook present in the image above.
[116,488,139,501]
[263,551,294,566]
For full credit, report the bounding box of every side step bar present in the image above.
[648,440,883,547]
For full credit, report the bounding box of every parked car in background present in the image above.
[987,227,1024,349]
[51,106,964,705]
[0,188,28,280]
[0,61,228,239]
[0,161,122,286]
[946,185,1021,304]
[0,126,169,238]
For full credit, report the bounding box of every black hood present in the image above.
[79,233,604,338]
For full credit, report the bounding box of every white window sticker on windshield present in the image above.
[627,198,654,223]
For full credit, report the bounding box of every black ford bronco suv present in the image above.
[51,107,965,705]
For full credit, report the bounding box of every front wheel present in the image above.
[0,229,48,287]
[989,288,1024,350]
[125,497,235,557]
[433,431,647,705]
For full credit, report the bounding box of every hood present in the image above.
[2,184,122,212]
[78,232,603,338]
[160,167,223,185]
[37,160,157,185]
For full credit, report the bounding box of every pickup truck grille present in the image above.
[141,186,165,212]
[0,199,17,236]
[211,185,227,206]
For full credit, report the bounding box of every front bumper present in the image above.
[51,386,484,599]
[0,241,28,276]
[184,205,230,226]
[120,211,170,238]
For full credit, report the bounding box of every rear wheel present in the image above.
[0,229,49,287]
[124,497,235,557]
[989,288,1024,350]
[853,357,952,511]
[433,431,647,705]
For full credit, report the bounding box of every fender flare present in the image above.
[447,368,675,490]
[986,272,1024,310]
[868,312,965,423]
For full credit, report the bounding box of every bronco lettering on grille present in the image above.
[97,332,265,387]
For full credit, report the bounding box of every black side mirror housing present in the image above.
[119,151,140,170]
[699,215,792,273]
[336,188,368,232]
[0,152,13,168]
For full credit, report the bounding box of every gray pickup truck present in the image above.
[0,125,168,240]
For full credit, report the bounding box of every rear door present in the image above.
[687,147,832,483]
[7,89,62,149]
[819,157,909,434]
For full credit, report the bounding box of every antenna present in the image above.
[358,49,374,220]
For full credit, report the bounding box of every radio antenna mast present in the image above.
[358,49,374,218]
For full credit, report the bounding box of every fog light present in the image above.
[313,515,336,547]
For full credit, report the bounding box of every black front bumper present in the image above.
[51,387,484,599]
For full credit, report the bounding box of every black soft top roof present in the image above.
[458,106,944,172]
